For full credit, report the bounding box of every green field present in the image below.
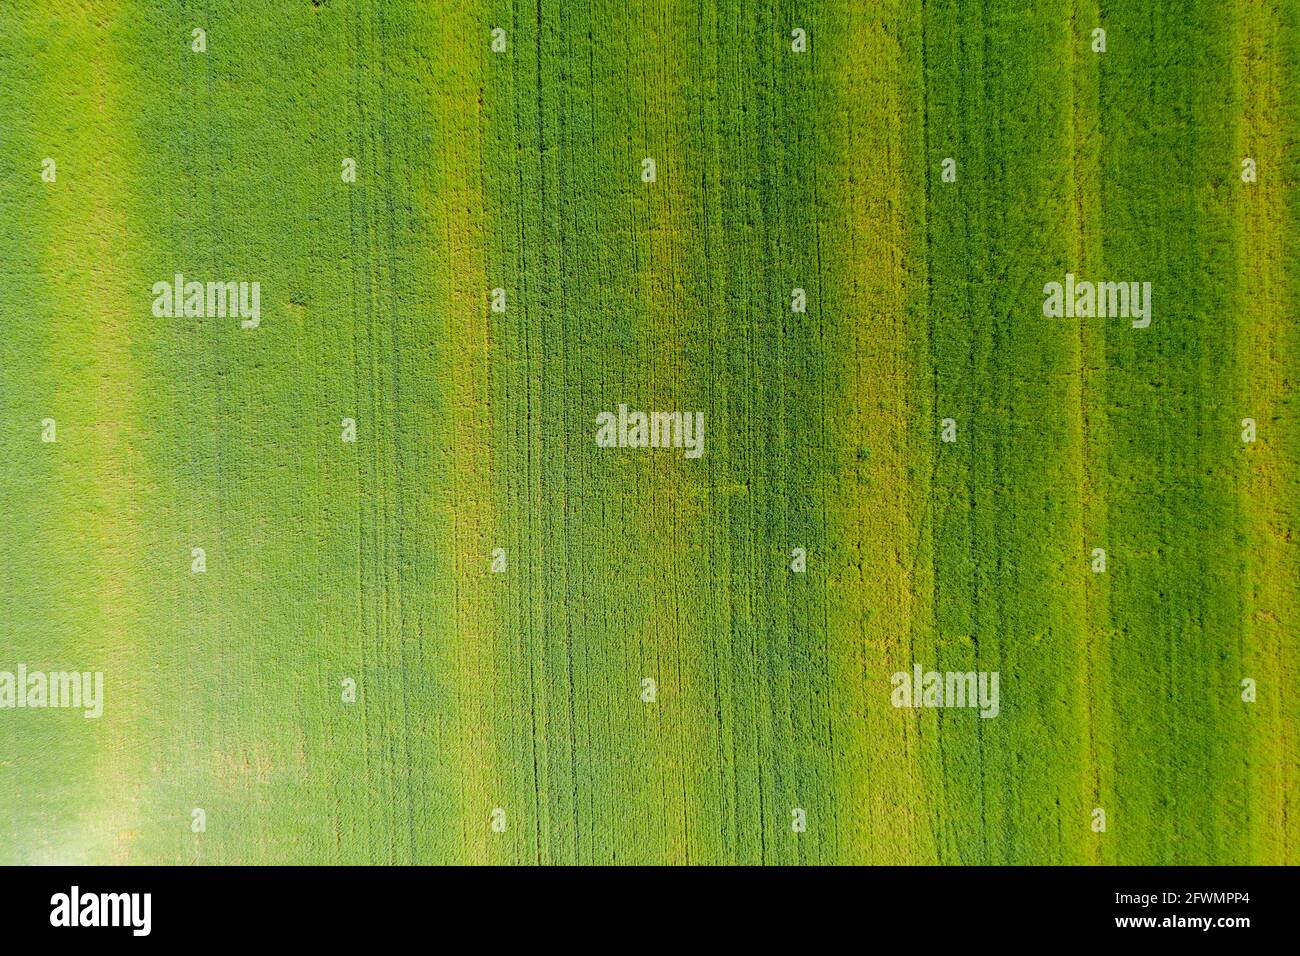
[0,0,1296,865]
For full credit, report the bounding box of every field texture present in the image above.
[0,0,1296,865]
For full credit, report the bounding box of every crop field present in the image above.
[0,0,1296,865]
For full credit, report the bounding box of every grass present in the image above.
[0,0,1295,865]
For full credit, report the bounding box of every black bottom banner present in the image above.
[0,865,1286,943]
